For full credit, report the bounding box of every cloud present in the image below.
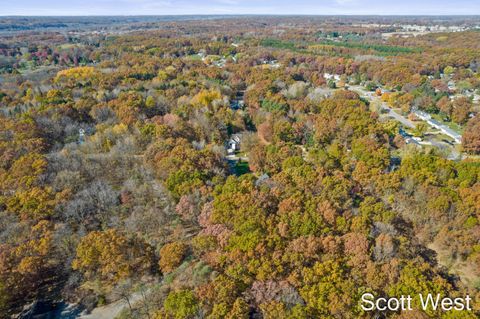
[334,0,357,5]
[2,0,480,16]
[215,0,240,5]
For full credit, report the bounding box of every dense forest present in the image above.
[0,16,480,318]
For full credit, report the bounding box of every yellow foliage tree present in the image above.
[72,229,153,283]
[4,186,57,221]
[159,241,188,273]
[191,89,222,109]
[54,66,98,87]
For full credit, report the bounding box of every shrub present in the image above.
[159,241,188,273]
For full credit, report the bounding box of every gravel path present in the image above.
[79,291,145,319]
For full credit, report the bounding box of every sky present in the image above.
[1,0,480,16]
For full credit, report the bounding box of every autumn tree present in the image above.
[452,96,472,124]
[463,116,480,154]
[159,241,188,273]
[162,290,199,319]
[54,66,99,88]
[0,221,57,313]
[72,229,153,283]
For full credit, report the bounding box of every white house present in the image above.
[323,73,341,81]
[413,110,462,144]
[227,134,242,154]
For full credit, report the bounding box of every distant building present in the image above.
[413,110,462,144]
[78,128,85,145]
[405,137,420,145]
[198,50,207,60]
[212,57,227,68]
[261,59,281,69]
[399,128,411,138]
[447,81,456,91]
[323,73,341,81]
[227,134,242,154]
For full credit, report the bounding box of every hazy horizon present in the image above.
[3,14,480,17]
[1,0,480,16]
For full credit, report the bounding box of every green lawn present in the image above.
[431,113,465,134]
[260,38,420,57]
[235,161,250,176]
[184,54,203,61]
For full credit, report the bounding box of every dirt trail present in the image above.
[428,241,479,288]
[79,291,144,319]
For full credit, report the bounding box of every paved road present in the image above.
[413,110,462,144]
[382,105,416,129]
[348,85,463,159]
[349,85,416,128]
[226,154,249,161]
